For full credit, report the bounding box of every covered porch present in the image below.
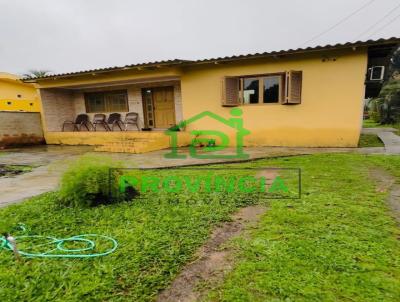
[39,76,188,152]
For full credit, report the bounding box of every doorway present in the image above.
[142,86,175,129]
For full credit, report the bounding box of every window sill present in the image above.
[241,103,281,106]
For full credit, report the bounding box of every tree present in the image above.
[22,70,50,78]
[368,48,400,124]
[392,47,400,71]
[369,80,400,124]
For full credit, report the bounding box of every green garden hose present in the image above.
[0,225,118,258]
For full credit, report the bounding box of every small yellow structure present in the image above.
[0,73,40,112]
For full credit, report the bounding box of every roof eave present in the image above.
[22,59,191,83]
[22,37,400,82]
[190,38,400,66]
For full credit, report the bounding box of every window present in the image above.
[221,71,302,107]
[84,90,128,113]
[263,76,280,103]
[141,89,155,127]
[370,66,385,81]
[243,78,259,104]
[240,75,284,104]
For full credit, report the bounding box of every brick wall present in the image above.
[40,89,75,131]
[0,112,44,148]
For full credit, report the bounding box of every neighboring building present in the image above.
[0,73,43,148]
[364,44,398,98]
[0,73,40,112]
[24,37,400,151]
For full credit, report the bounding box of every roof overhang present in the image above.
[22,37,400,83]
[48,76,180,90]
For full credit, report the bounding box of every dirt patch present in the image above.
[0,164,32,177]
[157,205,267,302]
[369,168,400,224]
[0,134,44,149]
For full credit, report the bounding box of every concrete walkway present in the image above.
[362,127,400,154]
[0,146,93,207]
[0,144,392,208]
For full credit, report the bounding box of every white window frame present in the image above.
[370,66,385,81]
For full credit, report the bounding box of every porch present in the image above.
[39,77,187,152]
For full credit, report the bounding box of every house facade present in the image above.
[24,38,400,151]
[0,73,40,112]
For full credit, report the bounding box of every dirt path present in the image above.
[369,168,400,224]
[157,205,267,302]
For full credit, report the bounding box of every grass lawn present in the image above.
[363,119,400,136]
[1,154,400,301]
[363,119,387,128]
[208,154,400,302]
[358,133,384,147]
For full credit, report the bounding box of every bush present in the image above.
[58,155,134,207]
[368,79,400,124]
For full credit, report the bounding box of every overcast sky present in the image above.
[0,0,399,75]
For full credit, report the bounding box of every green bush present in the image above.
[368,79,400,124]
[58,155,134,207]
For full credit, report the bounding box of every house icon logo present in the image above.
[164,108,250,159]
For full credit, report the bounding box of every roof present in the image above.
[23,37,400,82]
[0,72,36,87]
[0,72,20,81]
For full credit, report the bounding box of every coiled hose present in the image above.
[0,225,118,258]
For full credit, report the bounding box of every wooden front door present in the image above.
[152,87,175,128]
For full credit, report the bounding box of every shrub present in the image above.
[58,155,135,207]
[368,79,400,124]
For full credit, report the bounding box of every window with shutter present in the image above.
[284,71,302,104]
[221,77,240,107]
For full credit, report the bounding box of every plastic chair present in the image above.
[107,113,124,131]
[93,114,110,131]
[62,114,91,131]
[123,112,140,131]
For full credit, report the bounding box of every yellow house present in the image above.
[0,73,40,112]
[23,38,400,152]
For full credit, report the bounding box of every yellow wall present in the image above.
[45,131,190,153]
[35,48,368,148]
[181,49,367,147]
[0,73,40,112]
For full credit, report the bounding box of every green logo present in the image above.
[118,174,289,194]
[164,108,250,159]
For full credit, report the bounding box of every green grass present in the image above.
[363,119,385,128]
[363,119,400,135]
[207,154,400,302]
[358,133,384,147]
[0,168,258,301]
[1,154,400,301]
[7,165,33,172]
[0,164,33,177]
